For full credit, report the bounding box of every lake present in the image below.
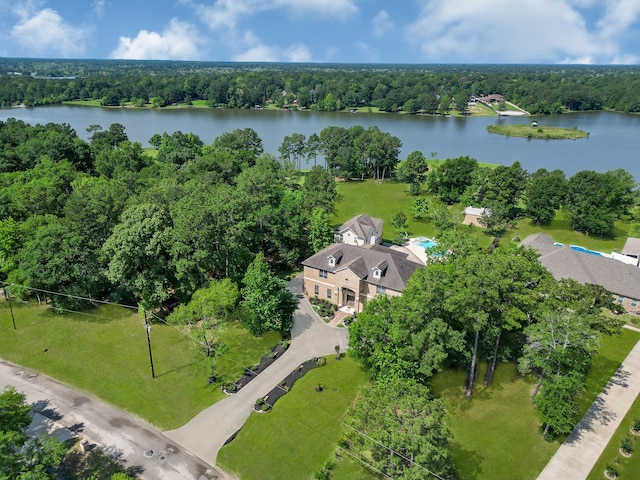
[1,105,639,180]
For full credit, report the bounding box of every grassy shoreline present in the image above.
[487,124,589,139]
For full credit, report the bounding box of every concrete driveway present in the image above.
[164,275,349,467]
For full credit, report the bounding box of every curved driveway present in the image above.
[164,275,348,467]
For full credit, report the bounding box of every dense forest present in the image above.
[1,59,640,114]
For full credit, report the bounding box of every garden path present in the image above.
[164,275,349,468]
[536,330,640,480]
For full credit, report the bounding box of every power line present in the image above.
[3,283,451,479]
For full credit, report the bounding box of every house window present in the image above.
[329,257,335,266]
[618,295,625,304]
[353,236,358,244]
[319,269,328,279]
[632,299,638,307]
[327,289,332,299]
[376,285,386,295]
[314,285,319,295]
[373,268,381,279]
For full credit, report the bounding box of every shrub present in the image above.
[255,398,264,406]
[632,418,640,432]
[621,435,634,454]
[606,464,618,478]
[262,403,271,412]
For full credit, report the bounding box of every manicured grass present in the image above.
[487,124,589,140]
[431,363,560,480]
[63,99,102,107]
[587,393,640,479]
[0,300,277,430]
[429,330,639,480]
[217,356,371,480]
[511,209,630,253]
[333,179,435,242]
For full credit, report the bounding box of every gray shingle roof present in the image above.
[302,243,423,292]
[335,214,383,239]
[521,233,640,300]
[622,237,640,258]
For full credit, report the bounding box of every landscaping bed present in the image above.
[222,340,290,394]
[310,297,337,321]
[255,356,327,410]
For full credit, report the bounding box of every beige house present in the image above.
[334,214,383,246]
[522,233,640,313]
[462,206,488,227]
[302,243,423,313]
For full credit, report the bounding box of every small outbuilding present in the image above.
[462,206,489,227]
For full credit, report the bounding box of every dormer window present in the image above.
[353,236,358,244]
[373,268,381,279]
[329,257,336,266]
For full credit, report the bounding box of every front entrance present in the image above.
[342,288,356,308]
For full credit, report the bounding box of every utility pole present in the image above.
[143,309,155,378]
[3,284,16,330]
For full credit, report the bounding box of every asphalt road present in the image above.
[0,359,230,480]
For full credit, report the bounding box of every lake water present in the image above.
[1,105,639,180]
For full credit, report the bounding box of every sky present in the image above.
[0,0,639,64]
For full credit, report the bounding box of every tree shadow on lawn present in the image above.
[450,440,484,480]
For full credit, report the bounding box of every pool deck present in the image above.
[389,238,428,264]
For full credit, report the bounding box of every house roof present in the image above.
[463,206,488,217]
[521,233,640,300]
[302,243,423,292]
[335,214,383,239]
[622,237,640,258]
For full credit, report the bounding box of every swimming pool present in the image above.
[415,238,438,249]
[554,242,604,256]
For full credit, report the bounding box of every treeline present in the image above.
[404,156,637,237]
[2,60,640,114]
[0,119,339,329]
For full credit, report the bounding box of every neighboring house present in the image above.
[301,243,423,313]
[621,237,640,267]
[462,206,488,227]
[334,214,383,246]
[522,233,640,312]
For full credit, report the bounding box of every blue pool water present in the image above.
[554,242,603,256]
[418,240,438,249]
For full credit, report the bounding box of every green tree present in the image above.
[391,211,408,245]
[212,128,264,169]
[102,203,176,309]
[168,279,238,357]
[525,169,567,225]
[0,388,66,479]
[343,378,455,479]
[279,132,306,171]
[240,253,298,335]
[396,151,429,195]
[427,155,478,204]
[534,373,585,438]
[428,199,456,233]
[309,208,333,253]
[410,197,429,219]
[302,165,337,214]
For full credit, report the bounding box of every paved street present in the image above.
[0,359,228,480]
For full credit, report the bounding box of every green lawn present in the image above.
[0,300,278,430]
[430,329,640,480]
[587,394,640,479]
[487,124,589,140]
[333,180,631,252]
[217,356,372,480]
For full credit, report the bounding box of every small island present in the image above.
[486,123,589,140]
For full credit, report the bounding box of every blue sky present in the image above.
[1,0,639,64]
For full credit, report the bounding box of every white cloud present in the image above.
[232,30,312,62]
[111,18,204,60]
[185,0,359,31]
[10,6,88,57]
[406,0,636,64]
[372,9,393,37]
[93,0,106,17]
[597,0,640,40]
[356,41,378,62]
